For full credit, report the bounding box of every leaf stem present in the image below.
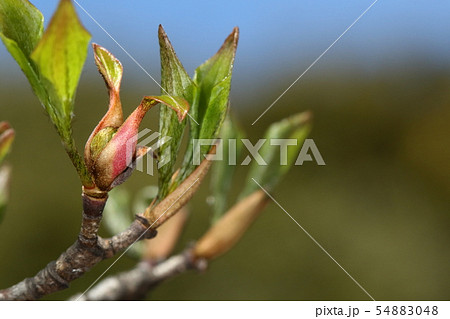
[62,134,93,188]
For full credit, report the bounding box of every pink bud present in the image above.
[87,95,189,191]
[92,101,150,190]
[84,44,124,170]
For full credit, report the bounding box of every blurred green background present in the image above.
[0,0,449,300]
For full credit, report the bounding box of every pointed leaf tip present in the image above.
[84,45,125,171]
[177,27,240,184]
[92,43,123,92]
[226,26,239,48]
[158,24,167,39]
[31,0,91,118]
[157,24,193,97]
[157,25,194,200]
[144,95,189,122]
[212,26,239,61]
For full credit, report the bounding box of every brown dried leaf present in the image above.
[144,146,216,228]
[193,189,269,260]
[143,206,189,261]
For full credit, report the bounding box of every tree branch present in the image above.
[0,194,156,301]
[0,155,213,300]
[71,250,207,301]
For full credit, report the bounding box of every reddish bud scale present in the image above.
[84,44,190,192]
[92,103,149,191]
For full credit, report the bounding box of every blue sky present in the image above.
[2,0,450,91]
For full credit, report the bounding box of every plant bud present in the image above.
[91,100,150,190]
[85,96,189,192]
[84,44,123,172]
[84,44,189,192]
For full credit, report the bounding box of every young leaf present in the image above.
[240,111,312,197]
[195,28,239,141]
[0,0,46,108]
[178,27,239,182]
[210,114,245,223]
[87,95,189,191]
[1,0,92,186]
[0,0,43,56]
[84,44,124,174]
[92,43,123,93]
[151,95,189,122]
[31,0,91,122]
[157,25,194,200]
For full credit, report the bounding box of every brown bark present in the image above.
[0,194,156,301]
[71,250,206,301]
[0,157,213,300]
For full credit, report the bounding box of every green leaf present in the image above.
[195,28,239,141]
[92,43,123,92]
[0,0,43,57]
[0,0,47,109]
[1,0,92,186]
[178,27,239,182]
[157,25,194,200]
[31,0,91,122]
[240,111,312,197]
[146,95,189,121]
[210,114,245,223]
[0,34,45,97]
[0,0,55,131]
